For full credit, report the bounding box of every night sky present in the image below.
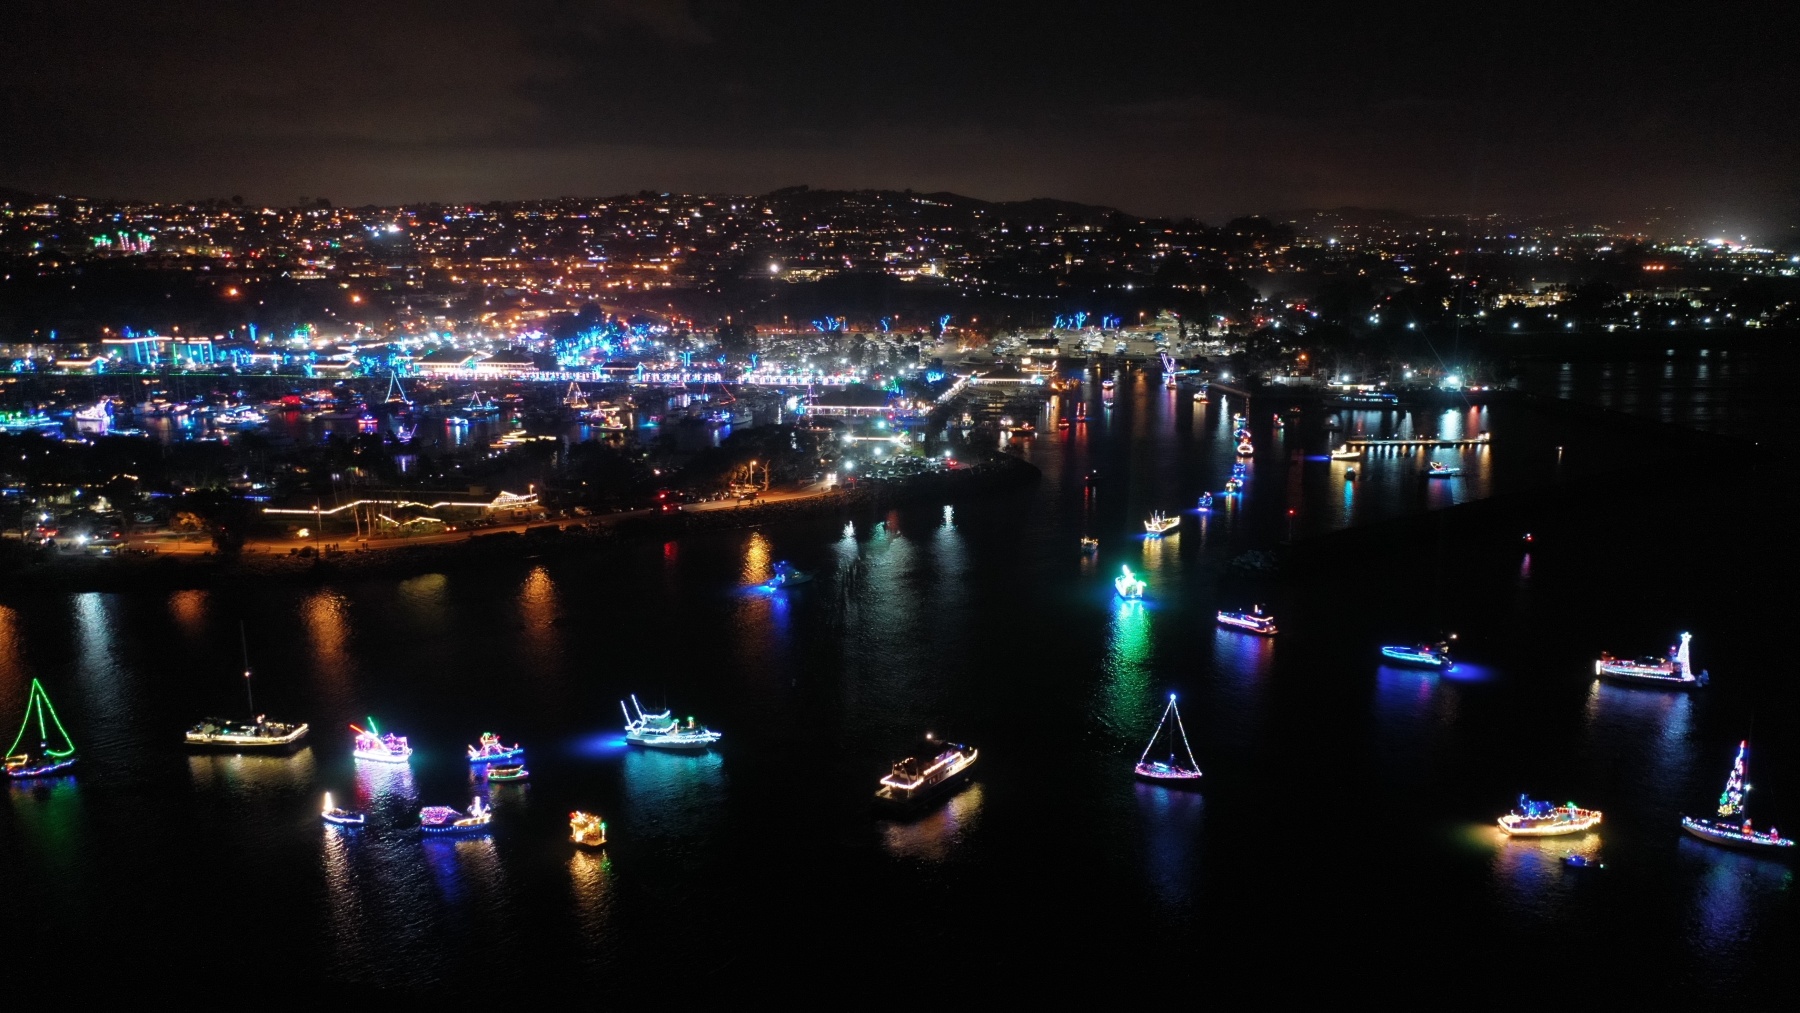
[4,1,1795,232]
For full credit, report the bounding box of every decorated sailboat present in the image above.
[463,391,499,416]
[1135,694,1202,785]
[1497,796,1602,837]
[570,811,608,847]
[185,625,310,750]
[1681,740,1794,852]
[321,792,366,826]
[875,736,978,808]
[1595,631,1708,688]
[4,679,78,778]
[1114,565,1146,599]
[350,718,412,763]
[420,797,492,834]
[383,370,413,409]
[621,695,722,750]
[466,732,523,764]
[1144,511,1180,536]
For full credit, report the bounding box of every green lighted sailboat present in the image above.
[5,679,78,778]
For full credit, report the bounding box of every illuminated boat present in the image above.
[1101,379,1115,391]
[466,732,523,764]
[1216,605,1277,636]
[321,792,366,827]
[420,797,491,834]
[1057,418,1070,429]
[1197,492,1213,511]
[73,399,114,424]
[1236,439,1255,457]
[875,736,978,808]
[4,679,77,779]
[570,811,608,848]
[1497,796,1602,837]
[445,415,470,426]
[1144,511,1180,536]
[0,410,60,432]
[1595,631,1707,688]
[1114,565,1146,599]
[464,391,499,416]
[1134,694,1202,785]
[1380,639,1454,669]
[350,719,412,763]
[1232,413,1245,425]
[185,629,309,750]
[1192,390,1208,403]
[1425,461,1461,477]
[761,560,813,590]
[486,764,529,782]
[1271,414,1284,428]
[621,695,722,750]
[1681,740,1795,852]
[1079,536,1099,553]
[1075,403,1087,421]
[1562,853,1604,870]
[1329,444,1361,460]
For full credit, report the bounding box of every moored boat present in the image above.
[1681,740,1795,852]
[321,792,366,826]
[1498,796,1602,837]
[420,797,492,834]
[571,811,608,847]
[466,732,523,764]
[621,695,721,750]
[1595,631,1708,688]
[875,736,978,808]
[1134,694,1202,786]
[351,719,412,763]
[4,679,78,779]
[1216,605,1277,635]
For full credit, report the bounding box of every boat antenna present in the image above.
[239,621,255,719]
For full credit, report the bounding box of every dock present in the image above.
[1344,433,1491,449]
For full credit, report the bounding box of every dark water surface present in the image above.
[3,371,1793,995]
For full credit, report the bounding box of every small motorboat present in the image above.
[1562,853,1604,870]
[1271,414,1284,428]
[1144,511,1180,536]
[761,560,813,590]
[1192,391,1208,403]
[420,797,492,834]
[322,792,366,827]
[1216,605,1277,635]
[1236,439,1255,457]
[1079,536,1099,553]
[571,811,608,848]
[1425,461,1462,478]
[1197,492,1213,511]
[1344,468,1357,480]
[467,732,523,764]
[1114,565,1147,599]
[1329,444,1361,460]
[487,764,529,782]
[1057,418,1070,429]
[1380,638,1455,669]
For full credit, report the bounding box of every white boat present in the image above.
[322,792,365,826]
[1595,632,1707,688]
[1329,444,1361,460]
[875,737,977,807]
[1681,740,1795,852]
[1236,439,1254,457]
[1425,461,1461,477]
[1498,796,1602,837]
[621,695,721,750]
[1144,511,1180,536]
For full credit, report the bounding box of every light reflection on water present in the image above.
[1135,782,1205,916]
[187,747,319,794]
[880,780,984,862]
[1479,822,1606,916]
[1099,599,1156,743]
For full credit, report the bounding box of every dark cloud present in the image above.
[2,1,1794,233]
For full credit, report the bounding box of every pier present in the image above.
[1344,433,1491,449]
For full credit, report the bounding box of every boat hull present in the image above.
[5,756,77,778]
[626,736,721,751]
[1134,765,1203,789]
[1216,615,1276,635]
[875,763,975,810]
[1498,816,1601,837]
[185,724,310,751]
[1681,818,1796,852]
[1381,649,1450,669]
[323,812,366,826]
[1595,666,1699,689]
[353,749,412,764]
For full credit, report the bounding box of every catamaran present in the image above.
[621,695,722,750]
[1144,511,1180,536]
[4,679,78,778]
[1114,565,1147,599]
[875,736,978,808]
[185,625,309,750]
[467,732,523,763]
[1596,631,1708,688]
[351,718,412,763]
[1498,796,1602,837]
[1135,694,1202,786]
[1681,740,1795,852]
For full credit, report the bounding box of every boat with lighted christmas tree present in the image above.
[4,679,78,778]
[1135,694,1202,785]
[321,792,366,826]
[1595,631,1708,688]
[466,732,523,763]
[570,811,608,848]
[1216,605,1277,635]
[1380,638,1455,669]
[621,695,722,750]
[420,797,492,834]
[351,719,412,763]
[1681,740,1794,852]
[875,736,978,808]
[1497,796,1602,837]
[1114,565,1147,599]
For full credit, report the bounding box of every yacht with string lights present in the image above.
[420,797,492,834]
[1595,631,1708,688]
[571,811,608,848]
[1681,740,1794,852]
[1114,565,1146,599]
[621,695,722,750]
[875,735,978,808]
[350,718,412,763]
[1135,694,1202,785]
[466,732,523,764]
[185,627,309,751]
[1216,605,1277,636]
[1497,796,1603,837]
[4,679,77,778]
[1144,511,1179,536]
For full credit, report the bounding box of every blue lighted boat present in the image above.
[1380,638,1454,669]
[760,561,813,590]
